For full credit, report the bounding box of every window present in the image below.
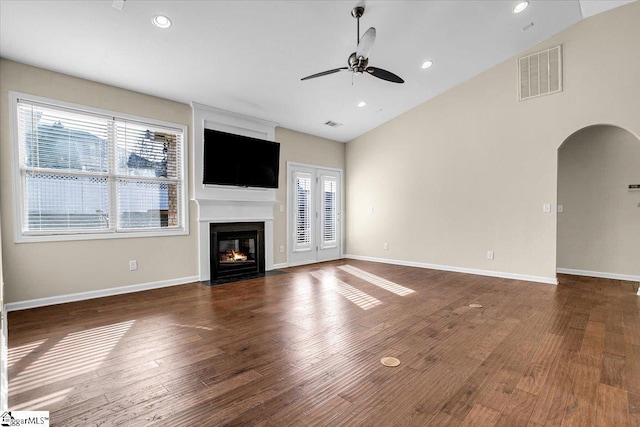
[11,93,187,241]
[320,175,337,249]
[293,171,312,251]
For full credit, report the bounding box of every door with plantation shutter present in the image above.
[288,164,342,266]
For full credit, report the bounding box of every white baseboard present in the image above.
[557,268,640,283]
[5,276,200,312]
[271,263,289,270]
[344,254,558,285]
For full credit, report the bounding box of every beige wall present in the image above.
[558,125,640,276]
[273,127,345,265]
[345,3,640,281]
[0,59,199,303]
[0,60,346,303]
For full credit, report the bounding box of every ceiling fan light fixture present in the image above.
[421,60,433,69]
[513,1,529,14]
[357,101,367,108]
[152,14,172,29]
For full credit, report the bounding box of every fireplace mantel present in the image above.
[192,103,278,281]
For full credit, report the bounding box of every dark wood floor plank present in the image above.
[6,260,639,426]
[459,403,500,427]
[576,320,606,367]
[515,332,564,395]
[628,391,640,427]
[560,362,600,427]
[493,388,538,427]
[596,383,631,426]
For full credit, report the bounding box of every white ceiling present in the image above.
[0,0,634,142]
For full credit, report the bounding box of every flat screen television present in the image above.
[203,129,280,188]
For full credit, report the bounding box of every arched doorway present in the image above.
[557,125,640,287]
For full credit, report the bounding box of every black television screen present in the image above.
[203,129,280,188]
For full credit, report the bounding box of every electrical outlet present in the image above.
[367,206,374,214]
[129,260,138,271]
[543,203,551,213]
[279,245,285,253]
[557,204,564,213]
[383,242,389,250]
[487,250,494,260]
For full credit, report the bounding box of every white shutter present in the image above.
[293,171,312,251]
[320,175,337,249]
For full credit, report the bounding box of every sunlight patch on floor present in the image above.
[338,265,415,296]
[9,320,135,399]
[12,387,74,410]
[7,340,46,368]
[310,271,382,310]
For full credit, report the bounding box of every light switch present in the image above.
[279,204,284,213]
[557,204,564,213]
[367,206,374,214]
[543,203,551,213]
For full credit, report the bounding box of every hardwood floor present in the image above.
[7,260,640,426]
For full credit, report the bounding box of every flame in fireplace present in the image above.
[220,249,248,263]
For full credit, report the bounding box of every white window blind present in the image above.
[15,96,185,239]
[321,175,337,249]
[294,171,312,251]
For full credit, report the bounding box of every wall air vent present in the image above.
[518,45,562,101]
[324,120,343,128]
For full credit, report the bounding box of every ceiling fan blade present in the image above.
[301,67,349,81]
[366,67,404,83]
[357,27,376,59]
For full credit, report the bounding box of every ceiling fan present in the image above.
[301,6,404,84]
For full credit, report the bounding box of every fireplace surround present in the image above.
[192,102,278,282]
[210,222,265,281]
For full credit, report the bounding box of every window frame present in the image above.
[9,91,189,243]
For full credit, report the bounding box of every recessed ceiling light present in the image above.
[514,1,529,14]
[421,60,433,69]
[152,14,172,29]
[357,101,367,108]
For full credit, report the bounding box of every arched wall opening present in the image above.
[556,124,640,283]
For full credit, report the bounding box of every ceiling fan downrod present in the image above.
[351,6,365,52]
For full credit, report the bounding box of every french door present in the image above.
[288,163,342,266]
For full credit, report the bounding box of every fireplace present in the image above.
[210,222,265,282]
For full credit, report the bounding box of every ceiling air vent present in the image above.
[518,45,562,101]
[324,120,343,128]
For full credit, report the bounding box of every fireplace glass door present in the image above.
[215,231,258,277]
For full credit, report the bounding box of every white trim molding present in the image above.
[345,254,558,285]
[9,91,189,243]
[191,103,279,281]
[5,276,200,312]
[557,268,640,283]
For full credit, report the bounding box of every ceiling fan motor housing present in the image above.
[348,53,368,73]
[351,6,364,19]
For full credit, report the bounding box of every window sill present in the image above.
[16,228,188,244]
